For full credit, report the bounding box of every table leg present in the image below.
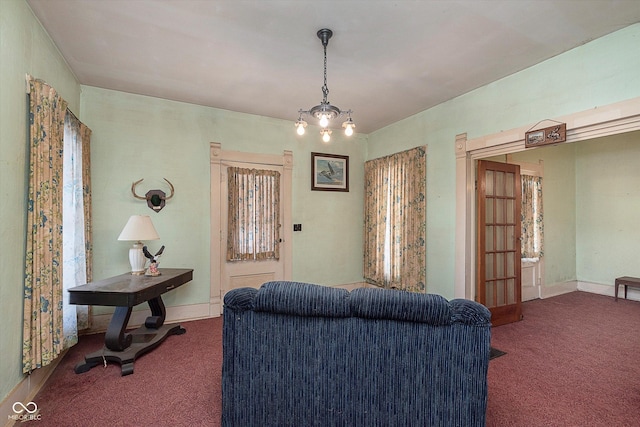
[145,295,166,329]
[615,280,619,301]
[105,306,133,351]
[75,296,185,376]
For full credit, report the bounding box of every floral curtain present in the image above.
[363,147,426,292]
[23,78,68,373]
[23,77,92,373]
[227,167,281,261]
[521,175,544,259]
[81,122,93,285]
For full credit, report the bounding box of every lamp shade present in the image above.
[117,215,160,241]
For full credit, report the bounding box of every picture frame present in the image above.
[525,123,567,148]
[311,152,349,192]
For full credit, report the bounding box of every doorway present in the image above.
[209,143,293,315]
[478,155,545,305]
[454,97,640,301]
[220,161,285,295]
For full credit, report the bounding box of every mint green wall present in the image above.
[1,0,81,404]
[80,86,366,316]
[509,144,578,286]
[576,131,640,284]
[538,145,577,285]
[368,24,640,298]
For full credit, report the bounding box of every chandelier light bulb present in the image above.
[344,124,354,136]
[321,129,331,142]
[319,114,329,128]
[342,116,355,136]
[295,117,307,135]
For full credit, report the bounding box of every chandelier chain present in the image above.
[322,43,329,103]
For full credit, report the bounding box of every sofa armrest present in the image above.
[450,298,492,325]
[223,287,258,311]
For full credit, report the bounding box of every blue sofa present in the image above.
[222,281,491,427]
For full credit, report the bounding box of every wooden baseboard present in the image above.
[578,280,640,301]
[538,280,640,302]
[539,280,577,298]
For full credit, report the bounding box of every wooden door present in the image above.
[220,160,286,299]
[477,160,522,326]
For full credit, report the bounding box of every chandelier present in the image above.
[295,29,356,143]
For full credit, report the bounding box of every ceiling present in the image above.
[27,0,640,134]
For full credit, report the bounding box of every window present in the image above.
[23,76,92,372]
[227,167,281,261]
[62,112,91,342]
[363,147,426,292]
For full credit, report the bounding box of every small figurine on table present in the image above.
[143,245,165,276]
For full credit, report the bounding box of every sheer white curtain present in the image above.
[62,113,90,346]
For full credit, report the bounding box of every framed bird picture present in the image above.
[311,152,349,192]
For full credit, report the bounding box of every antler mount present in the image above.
[131,178,174,212]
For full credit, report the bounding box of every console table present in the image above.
[69,268,193,375]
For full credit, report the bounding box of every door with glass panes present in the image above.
[477,160,522,326]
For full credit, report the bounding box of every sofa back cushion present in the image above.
[253,281,351,317]
[224,281,491,327]
[349,287,453,325]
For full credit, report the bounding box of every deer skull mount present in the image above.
[131,178,174,212]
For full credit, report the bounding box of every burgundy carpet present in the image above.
[27,317,223,426]
[487,291,640,427]
[24,291,640,426]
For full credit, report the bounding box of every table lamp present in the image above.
[117,215,160,275]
